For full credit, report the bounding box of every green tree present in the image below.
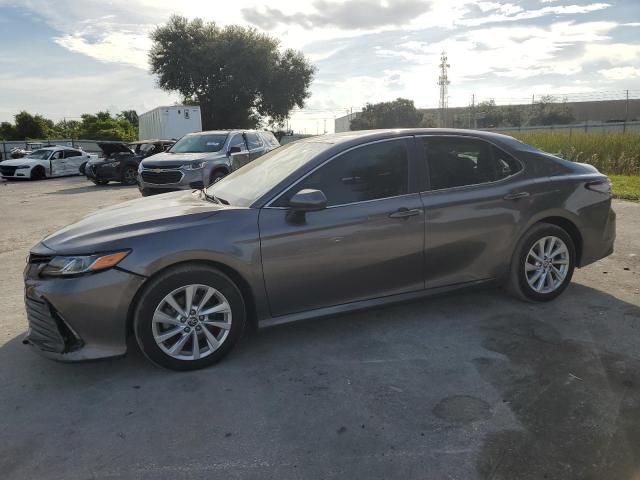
[502,105,523,127]
[527,95,574,126]
[0,121,17,140]
[149,16,315,129]
[119,110,139,127]
[77,111,137,141]
[350,98,423,130]
[475,100,503,128]
[13,111,53,139]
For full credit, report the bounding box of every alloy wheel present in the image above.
[525,236,570,294]
[152,284,232,361]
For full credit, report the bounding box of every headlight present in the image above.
[180,161,205,170]
[15,165,31,169]
[105,160,120,167]
[41,251,130,277]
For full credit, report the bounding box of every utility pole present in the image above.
[471,94,476,129]
[624,89,629,133]
[437,52,450,128]
[323,118,326,134]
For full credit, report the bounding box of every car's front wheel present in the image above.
[121,165,138,185]
[134,264,246,370]
[30,167,45,180]
[508,223,576,302]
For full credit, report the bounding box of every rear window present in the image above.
[260,132,280,148]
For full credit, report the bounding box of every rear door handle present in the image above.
[503,191,530,200]
[389,208,421,219]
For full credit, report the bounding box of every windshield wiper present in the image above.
[201,190,229,205]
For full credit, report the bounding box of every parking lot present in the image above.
[1,175,639,479]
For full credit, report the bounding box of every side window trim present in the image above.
[264,136,415,209]
[417,135,524,193]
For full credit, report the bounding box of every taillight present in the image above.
[585,178,612,195]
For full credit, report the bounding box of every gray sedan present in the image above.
[23,129,615,370]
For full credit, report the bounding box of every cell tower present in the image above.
[437,52,450,127]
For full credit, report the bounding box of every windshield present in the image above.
[206,141,331,207]
[26,149,52,160]
[170,134,228,153]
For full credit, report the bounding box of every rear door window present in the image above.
[228,134,248,151]
[245,132,263,150]
[422,137,521,191]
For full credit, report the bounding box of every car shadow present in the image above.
[46,183,139,195]
[1,282,639,478]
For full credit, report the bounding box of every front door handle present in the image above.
[503,191,530,200]
[389,208,421,219]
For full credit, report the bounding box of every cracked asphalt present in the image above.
[1,176,639,479]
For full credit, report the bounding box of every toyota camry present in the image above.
[23,129,615,370]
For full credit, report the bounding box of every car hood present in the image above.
[1,158,43,166]
[97,142,134,156]
[141,151,224,167]
[40,190,231,254]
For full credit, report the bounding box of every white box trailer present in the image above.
[138,105,202,140]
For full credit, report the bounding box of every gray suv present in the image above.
[137,130,280,196]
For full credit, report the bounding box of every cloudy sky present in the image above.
[0,0,638,133]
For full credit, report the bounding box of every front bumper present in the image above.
[86,162,119,182]
[1,166,30,178]
[138,167,205,192]
[23,264,145,361]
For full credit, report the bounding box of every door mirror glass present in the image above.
[228,146,242,155]
[289,189,327,212]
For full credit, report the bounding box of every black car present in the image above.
[85,140,174,186]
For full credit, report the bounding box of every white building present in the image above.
[138,105,202,140]
[334,112,361,133]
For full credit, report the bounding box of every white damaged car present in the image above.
[0,146,94,180]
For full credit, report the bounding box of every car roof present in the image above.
[129,139,174,144]
[296,128,538,152]
[187,130,270,136]
[34,146,75,151]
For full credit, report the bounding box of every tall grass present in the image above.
[511,132,640,176]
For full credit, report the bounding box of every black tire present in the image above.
[121,165,138,185]
[92,179,109,186]
[30,167,45,180]
[507,223,576,302]
[133,264,246,371]
[209,170,227,186]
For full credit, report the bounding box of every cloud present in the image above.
[458,2,611,27]
[242,0,431,30]
[599,66,640,80]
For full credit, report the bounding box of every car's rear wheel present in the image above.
[508,223,575,302]
[134,264,246,370]
[121,165,138,185]
[30,167,45,180]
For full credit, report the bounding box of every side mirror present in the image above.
[228,146,242,155]
[289,189,327,212]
